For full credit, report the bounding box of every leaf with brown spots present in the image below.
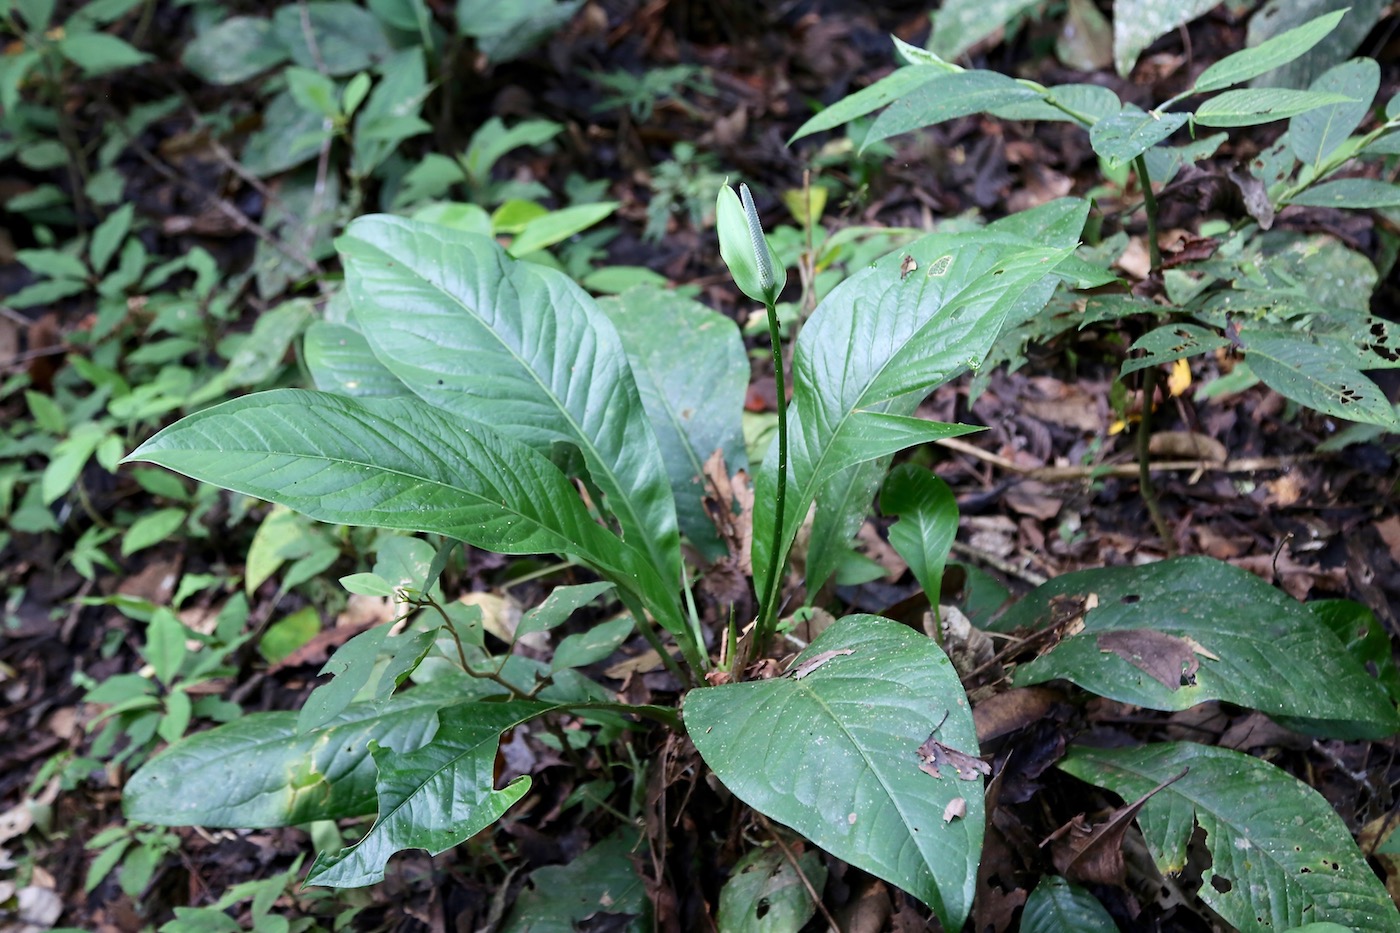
[1096,629,1207,690]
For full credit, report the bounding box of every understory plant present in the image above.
[120,179,1400,928]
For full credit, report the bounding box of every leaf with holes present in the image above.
[1241,330,1399,428]
[1121,324,1229,376]
[1059,743,1400,933]
[686,614,983,930]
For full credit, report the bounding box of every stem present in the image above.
[1130,152,1174,555]
[1133,153,1162,272]
[754,295,790,661]
[618,591,693,689]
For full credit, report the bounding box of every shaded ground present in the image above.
[3,1,1400,930]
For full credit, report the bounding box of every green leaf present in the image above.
[552,616,633,671]
[751,201,1083,610]
[1112,0,1218,76]
[89,203,135,275]
[306,700,546,887]
[462,117,562,183]
[16,0,55,30]
[1289,58,1379,166]
[1059,743,1400,933]
[864,71,1041,149]
[145,608,188,686]
[1003,557,1400,738]
[181,16,289,85]
[123,683,481,827]
[352,48,431,177]
[501,829,650,932]
[271,1,390,76]
[600,286,749,560]
[42,423,107,504]
[928,0,1041,61]
[457,0,583,64]
[1308,600,1400,706]
[1121,323,1229,376]
[338,215,681,594]
[789,66,947,143]
[1193,88,1355,127]
[1289,177,1400,208]
[121,507,186,557]
[17,247,88,281]
[285,66,340,119]
[57,32,151,76]
[303,322,407,397]
[717,847,827,933]
[1088,108,1189,164]
[339,572,396,597]
[1247,0,1385,90]
[1021,877,1118,933]
[507,202,617,257]
[1241,330,1400,428]
[686,615,983,930]
[124,391,688,656]
[259,605,321,665]
[240,90,325,176]
[1192,9,1347,93]
[517,581,616,637]
[881,465,957,604]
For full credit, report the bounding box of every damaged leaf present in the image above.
[1042,768,1186,886]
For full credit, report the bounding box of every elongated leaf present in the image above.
[1194,88,1355,127]
[508,201,617,257]
[1289,58,1378,166]
[1003,557,1400,738]
[1247,0,1385,91]
[304,322,408,397]
[600,287,748,560]
[1121,323,1228,376]
[864,71,1042,149]
[1021,877,1117,933]
[338,215,680,587]
[752,200,1084,610]
[881,465,957,604]
[1289,177,1400,208]
[1088,108,1189,164]
[686,615,983,930]
[307,700,547,887]
[790,66,947,143]
[1241,330,1400,428]
[929,0,1041,61]
[123,683,481,827]
[122,391,685,648]
[1059,743,1400,933]
[1192,9,1347,93]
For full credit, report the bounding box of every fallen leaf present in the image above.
[974,687,1065,744]
[1147,430,1226,462]
[1044,768,1187,886]
[1096,629,1206,690]
[943,797,968,822]
[787,648,854,679]
[917,727,991,781]
[1166,358,1192,396]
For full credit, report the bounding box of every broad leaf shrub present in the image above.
[122,204,1399,925]
[796,9,1400,434]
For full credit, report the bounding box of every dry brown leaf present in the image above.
[1147,430,1226,462]
[917,725,991,781]
[1096,629,1206,690]
[1044,768,1187,886]
[943,797,968,823]
[974,687,1064,744]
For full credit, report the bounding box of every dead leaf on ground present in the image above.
[1147,430,1226,462]
[1096,629,1215,690]
[917,724,991,781]
[701,449,753,574]
[1044,768,1187,886]
[787,648,854,679]
[1005,480,1064,520]
[943,797,968,822]
[939,605,995,680]
[974,687,1065,745]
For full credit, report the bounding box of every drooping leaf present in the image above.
[306,700,548,887]
[686,615,983,930]
[790,66,948,143]
[1192,9,1347,93]
[1121,324,1229,376]
[881,464,958,604]
[1112,0,1219,77]
[751,200,1084,611]
[1246,0,1386,90]
[337,215,681,590]
[1289,178,1400,208]
[516,581,617,637]
[864,71,1041,149]
[1193,88,1356,127]
[600,286,748,560]
[1088,107,1189,165]
[552,615,633,671]
[1021,876,1118,933]
[1289,58,1379,166]
[122,391,685,652]
[304,322,407,397]
[1059,743,1400,933]
[1002,557,1400,738]
[123,683,484,827]
[1241,330,1400,428]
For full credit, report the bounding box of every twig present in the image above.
[950,540,1048,587]
[935,435,1317,482]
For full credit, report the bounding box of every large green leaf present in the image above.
[864,71,1041,149]
[1021,877,1117,933]
[790,66,947,143]
[1088,107,1189,166]
[1241,330,1400,428]
[1191,9,1347,93]
[1246,0,1385,91]
[1289,58,1378,167]
[303,322,407,397]
[337,215,680,588]
[1289,178,1400,208]
[600,286,748,560]
[1059,743,1400,933]
[928,0,1042,61]
[122,391,687,651]
[751,200,1084,609]
[1002,557,1400,738]
[1194,88,1356,127]
[123,683,480,827]
[1112,0,1219,77]
[307,700,547,887]
[686,615,984,930]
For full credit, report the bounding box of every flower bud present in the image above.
[717,182,786,304]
